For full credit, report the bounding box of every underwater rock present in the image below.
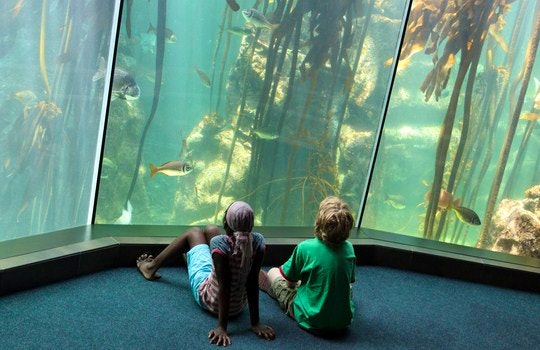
[490,185,540,258]
[172,116,252,224]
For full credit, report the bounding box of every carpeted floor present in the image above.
[0,266,538,349]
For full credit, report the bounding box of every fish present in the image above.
[424,188,481,225]
[102,157,118,171]
[93,57,140,101]
[11,0,24,18]
[114,200,133,224]
[449,205,481,226]
[384,194,406,210]
[194,67,211,88]
[12,90,37,106]
[150,160,193,177]
[520,112,539,121]
[253,129,279,140]
[221,26,252,36]
[147,23,177,43]
[424,188,459,210]
[242,8,278,31]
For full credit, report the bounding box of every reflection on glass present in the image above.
[95,0,408,227]
[364,0,540,259]
[0,1,117,241]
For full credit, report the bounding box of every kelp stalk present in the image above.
[210,5,228,114]
[124,0,167,208]
[435,31,484,241]
[260,12,302,223]
[424,59,470,239]
[213,26,262,221]
[39,0,51,98]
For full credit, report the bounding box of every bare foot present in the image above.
[136,253,161,280]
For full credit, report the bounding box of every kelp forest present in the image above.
[213,0,393,225]
[368,0,539,258]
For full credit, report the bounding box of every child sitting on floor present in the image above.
[259,196,356,334]
[137,201,275,346]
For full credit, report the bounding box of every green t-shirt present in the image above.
[280,238,356,332]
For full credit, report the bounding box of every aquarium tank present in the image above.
[0,0,119,242]
[1,0,539,265]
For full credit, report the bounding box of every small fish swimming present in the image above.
[425,188,458,210]
[194,67,211,88]
[147,23,177,43]
[242,8,278,31]
[424,188,481,225]
[11,0,25,18]
[114,200,133,224]
[384,194,406,210]
[520,112,539,121]
[93,57,140,100]
[12,90,37,106]
[150,160,193,177]
[253,129,279,140]
[450,204,481,226]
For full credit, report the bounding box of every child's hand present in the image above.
[250,323,276,340]
[208,326,231,346]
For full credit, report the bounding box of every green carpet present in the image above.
[0,266,538,349]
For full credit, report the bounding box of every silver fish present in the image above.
[253,130,279,140]
[150,160,193,177]
[242,8,277,31]
[93,57,140,101]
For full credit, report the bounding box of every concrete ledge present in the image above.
[0,227,539,295]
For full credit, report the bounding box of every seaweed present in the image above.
[213,1,267,221]
[2,0,119,232]
[477,10,540,248]
[416,1,514,240]
[123,0,167,211]
[222,0,369,224]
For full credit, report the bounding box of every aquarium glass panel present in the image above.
[0,1,118,242]
[363,0,540,260]
[95,1,409,228]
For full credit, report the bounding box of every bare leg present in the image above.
[266,267,282,284]
[260,267,300,293]
[259,267,281,297]
[137,225,221,280]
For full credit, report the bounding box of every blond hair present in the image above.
[314,196,354,245]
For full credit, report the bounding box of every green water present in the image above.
[0,0,537,262]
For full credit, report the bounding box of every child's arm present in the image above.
[246,252,275,340]
[208,252,231,346]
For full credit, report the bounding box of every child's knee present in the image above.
[267,267,281,282]
[186,227,204,236]
[203,224,220,239]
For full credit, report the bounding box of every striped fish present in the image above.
[149,160,193,177]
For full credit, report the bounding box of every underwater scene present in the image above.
[95,0,407,227]
[91,0,538,261]
[0,0,117,241]
[364,0,540,259]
